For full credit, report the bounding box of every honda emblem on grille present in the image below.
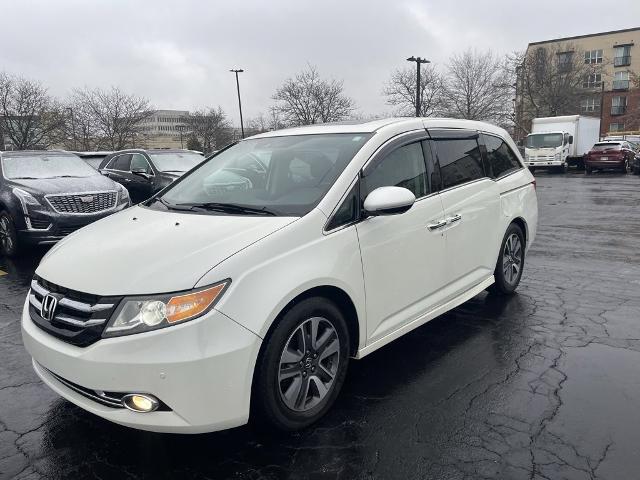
[79,195,94,203]
[41,294,58,321]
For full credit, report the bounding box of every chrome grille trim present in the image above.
[28,277,121,347]
[42,366,124,408]
[45,190,118,215]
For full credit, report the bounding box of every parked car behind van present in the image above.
[72,151,113,170]
[0,150,130,256]
[22,118,537,433]
[584,141,635,174]
[99,149,204,203]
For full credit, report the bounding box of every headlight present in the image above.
[13,188,41,210]
[118,187,130,206]
[103,281,230,337]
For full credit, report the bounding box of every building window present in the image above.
[613,71,630,90]
[614,45,631,67]
[611,96,627,115]
[557,51,573,71]
[583,73,602,89]
[584,49,603,64]
[580,98,600,113]
[609,122,625,132]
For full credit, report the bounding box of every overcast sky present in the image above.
[2,0,639,126]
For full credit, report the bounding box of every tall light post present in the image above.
[406,56,431,117]
[230,68,245,138]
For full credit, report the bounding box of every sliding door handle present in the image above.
[447,214,462,224]
[427,220,447,231]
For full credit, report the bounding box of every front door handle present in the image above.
[447,214,462,224]
[427,220,447,231]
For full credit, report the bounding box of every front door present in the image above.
[356,134,447,345]
[428,130,500,296]
[127,153,154,202]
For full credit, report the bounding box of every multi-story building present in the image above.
[517,27,639,140]
[139,109,190,149]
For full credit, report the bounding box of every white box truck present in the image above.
[524,115,601,173]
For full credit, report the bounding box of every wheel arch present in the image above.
[510,216,528,246]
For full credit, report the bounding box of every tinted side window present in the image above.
[130,153,151,173]
[433,138,484,189]
[482,134,522,178]
[326,181,358,231]
[112,154,132,171]
[362,142,427,198]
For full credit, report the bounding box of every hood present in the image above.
[9,174,120,198]
[36,206,298,296]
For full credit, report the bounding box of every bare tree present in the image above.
[72,86,153,150]
[272,65,355,126]
[0,72,65,150]
[383,65,445,117]
[442,49,512,123]
[515,44,601,128]
[183,107,232,154]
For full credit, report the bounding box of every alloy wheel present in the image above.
[278,317,340,412]
[0,217,13,253]
[502,233,522,286]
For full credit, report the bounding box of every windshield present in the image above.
[592,143,621,151]
[1,154,98,179]
[155,133,372,216]
[149,152,203,172]
[526,133,563,149]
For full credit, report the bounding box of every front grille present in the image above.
[46,191,117,214]
[28,276,121,347]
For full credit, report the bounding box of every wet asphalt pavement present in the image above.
[1,172,640,479]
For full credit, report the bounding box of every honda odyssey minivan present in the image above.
[22,118,538,433]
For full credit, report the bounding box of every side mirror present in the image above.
[132,168,151,180]
[363,186,415,216]
[568,135,574,145]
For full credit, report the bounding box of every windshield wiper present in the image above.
[11,176,39,180]
[149,197,193,212]
[176,202,277,216]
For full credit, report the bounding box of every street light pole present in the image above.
[406,56,431,117]
[230,68,245,139]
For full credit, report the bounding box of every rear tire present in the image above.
[252,297,350,431]
[489,223,525,295]
[0,212,20,257]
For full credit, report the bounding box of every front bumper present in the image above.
[18,204,128,245]
[22,299,262,433]
[527,160,563,167]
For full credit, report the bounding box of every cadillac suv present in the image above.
[0,150,130,256]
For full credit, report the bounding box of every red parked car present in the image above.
[584,141,635,174]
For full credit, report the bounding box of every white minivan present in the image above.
[22,118,538,433]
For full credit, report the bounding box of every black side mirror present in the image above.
[131,168,151,180]
[568,135,574,145]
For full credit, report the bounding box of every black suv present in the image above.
[99,149,204,203]
[0,150,131,256]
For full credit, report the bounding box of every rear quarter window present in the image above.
[481,134,522,178]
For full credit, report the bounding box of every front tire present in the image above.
[585,166,593,175]
[489,223,525,295]
[0,212,19,257]
[252,297,350,431]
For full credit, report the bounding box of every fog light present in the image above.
[122,394,159,412]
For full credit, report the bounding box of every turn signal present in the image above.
[166,283,227,323]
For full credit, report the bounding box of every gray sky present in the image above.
[2,0,639,126]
